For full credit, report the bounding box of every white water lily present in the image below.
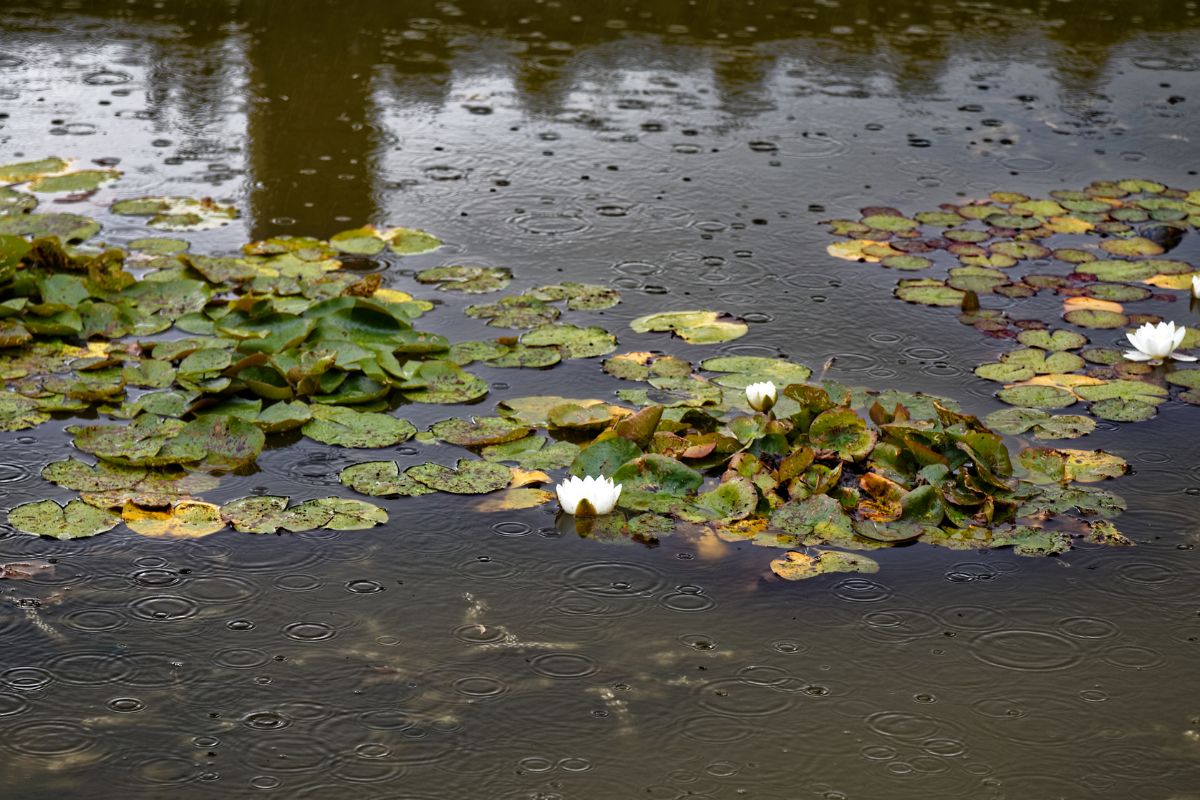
[745,380,777,412]
[1192,274,1200,299]
[1124,320,1196,364]
[555,475,622,516]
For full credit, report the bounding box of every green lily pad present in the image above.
[769,494,858,545]
[0,186,38,216]
[302,406,416,448]
[130,237,189,256]
[521,323,617,358]
[0,391,50,431]
[1100,237,1164,257]
[1015,329,1087,351]
[1074,380,1169,405]
[1086,283,1152,303]
[256,400,313,432]
[1076,260,1157,281]
[995,384,1076,409]
[0,212,100,242]
[809,408,876,461]
[329,226,387,255]
[111,196,238,231]
[401,361,489,404]
[612,454,703,506]
[947,266,1008,293]
[1065,309,1128,331]
[880,255,932,271]
[448,340,510,365]
[416,265,511,293]
[629,310,748,344]
[339,461,434,497]
[1088,398,1157,422]
[894,279,966,307]
[700,356,812,389]
[28,169,121,194]
[8,500,120,540]
[465,295,560,328]
[983,408,1095,439]
[487,345,561,369]
[429,417,532,447]
[0,157,69,182]
[481,436,580,470]
[1017,447,1128,483]
[529,282,621,310]
[384,227,442,256]
[683,477,757,523]
[570,437,642,479]
[219,495,387,533]
[406,458,512,494]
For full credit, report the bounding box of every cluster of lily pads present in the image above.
[0,156,1135,580]
[826,179,1200,429]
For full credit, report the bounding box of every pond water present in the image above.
[2,1,1200,797]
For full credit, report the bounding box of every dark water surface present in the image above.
[2,1,1200,797]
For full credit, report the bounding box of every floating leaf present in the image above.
[995,384,1076,409]
[302,406,416,448]
[8,500,119,540]
[481,436,580,470]
[219,495,387,533]
[571,437,642,479]
[770,549,880,580]
[880,255,932,271]
[0,391,50,431]
[429,417,532,447]
[406,458,512,494]
[401,361,489,404]
[809,408,876,461]
[465,295,560,328]
[1088,398,1157,422]
[111,196,238,231]
[1017,447,1128,483]
[984,408,1095,440]
[700,356,811,390]
[629,310,748,344]
[383,227,442,255]
[0,157,69,182]
[894,279,966,307]
[521,323,617,358]
[339,461,434,497]
[122,501,224,538]
[529,282,621,310]
[1099,237,1164,257]
[28,169,120,194]
[416,265,511,293]
[1015,329,1087,351]
[329,226,387,255]
[0,212,100,242]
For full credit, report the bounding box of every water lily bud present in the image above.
[555,475,622,516]
[1192,274,1200,299]
[1124,320,1196,365]
[745,380,777,412]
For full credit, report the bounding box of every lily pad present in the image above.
[0,157,70,182]
[111,196,238,231]
[384,227,442,256]
[429,417,532,447]
[0,212,100,242]
[401,361,489,404]
[416,265,511,293]
[0,391,50,431]
[521,323,617,358]
[8,500,120,540]
[1100,237,1164,257]
[1015,329,1087,351]
[474,488,556,511]
[894,279,966,307]
[983,408,1095,439]
[339,461,434,497]
[302,406,416,448]
[809,408,876,461]
[700,356,812,389]
[630,310,748,344]
[28,169,120,194]
[529,282,621,310]
[1018,447,1128,483]
[465,295,560,328]
[122,501,224,538]
[406,458,512,494]
[995,384,1076,409]
[770,549,880,580]
[481,436,580,470]
[1088,398,1157,422]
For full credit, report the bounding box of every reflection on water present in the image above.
[3,0,1200,796]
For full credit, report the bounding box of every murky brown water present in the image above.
[2,1,1200,797]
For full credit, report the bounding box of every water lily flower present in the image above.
[745,380,777,412]
[1124,320,1196,364]
[555,475,622,516]
[1192,274,1200,299]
